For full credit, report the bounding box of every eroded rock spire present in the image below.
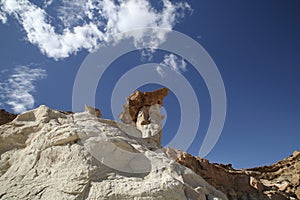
[119,88,168,146]
[119,87,168,124]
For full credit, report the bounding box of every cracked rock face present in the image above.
[165,148,300,200]
[0,105,227,200]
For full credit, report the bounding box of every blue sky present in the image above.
[0,0,299,169]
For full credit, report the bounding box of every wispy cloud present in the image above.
[156,53,187,77]
[56,0,87,28]
[43,0,54,8]
[0,0,191,60]
[0,10,7,23]
[0,66,47,113]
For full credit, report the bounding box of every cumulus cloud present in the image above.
[0,0,191,60]
[0,66,47,113]
[156,53,187,77]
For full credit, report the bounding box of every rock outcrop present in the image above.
[119,87,168,124]
[1,87,298,200]
[119,88,168,147]
[166,148,300,200]
[0,105,226,200]
[0,109,17,126]
[84,104,102,118]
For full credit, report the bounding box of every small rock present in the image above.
[250,176,264,191]
[84,104,102,118]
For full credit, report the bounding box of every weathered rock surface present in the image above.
[0,105,227,200]
[84,104,102,118]
[1,87,298,200]
[0,109,17,126]
[166,148,300,200]
[119,87,168,124]
[119,88,168,148]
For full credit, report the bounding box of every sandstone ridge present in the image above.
[0,87,298,200]
[166,148,300,200]
[0,104,226,200]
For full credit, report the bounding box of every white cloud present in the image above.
[0,66,47,113]
[156,65,166,77]
[0,0,104,59]
[43,0,54,8]
[156,53,187,77]
[0,10,7,23]
[0,0,191,60]
[56,0,87,28]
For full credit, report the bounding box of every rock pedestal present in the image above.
[119,88,168,147]
[119,87,168,124]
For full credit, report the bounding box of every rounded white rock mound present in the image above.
[0,105,227,200]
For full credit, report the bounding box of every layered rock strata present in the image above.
[166,148,300,200]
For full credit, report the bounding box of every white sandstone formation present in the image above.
[0,105,227,200]
[136,104,164,147]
